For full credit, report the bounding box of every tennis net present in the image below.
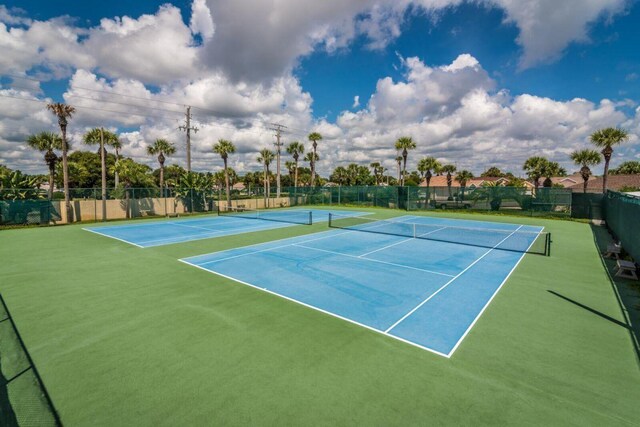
[328,214,550,256]
[218,206,312,225]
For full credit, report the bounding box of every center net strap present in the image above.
[218,206,312,225]
[328,214,549,255]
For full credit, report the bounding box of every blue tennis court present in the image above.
[181,215,547,357]
[83,209,368,248]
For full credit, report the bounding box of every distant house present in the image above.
[566,174,640,193]
[232,182,246,191]
[420,176,534,189]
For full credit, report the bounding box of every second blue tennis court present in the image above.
[83,209,368,248]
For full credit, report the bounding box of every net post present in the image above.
[546,233,551,257]
[413,223,416,238]
[328,213,333,228]
[308,211,312,225]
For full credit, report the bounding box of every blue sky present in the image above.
[1,0,639,175]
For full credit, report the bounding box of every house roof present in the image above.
[419,176,534,188]
[566,174,640,192]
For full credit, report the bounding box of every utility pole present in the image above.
[270,123,287,198]
[179,106,198,172]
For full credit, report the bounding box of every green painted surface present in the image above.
[1,208,639,425]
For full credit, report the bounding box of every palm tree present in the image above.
[257,149,275,207]
[111,138,122,188]
[395,155,403,184]
[46,102,76,222]
[369,162,381,185]
[394,136,416,186]
[570,149,602,193]
[212,139,236,208]
[147,139,176,194]
[285,160,296,183]
[286,141,305,188]
[590,127,630,193]
[304,152,319,186]
[331,166,348,185]
[454,170,474,200]
[541,161,566,187]
[84,128,119,220]
[417,156,441,208]
[26,131,63,200]
[441,164,457,199]
[307,132,322,187]
[523,156,549,190]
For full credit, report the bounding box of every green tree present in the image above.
[307,132,322,187]
[111,138,122,188]
[46,102,76,221]
[570,149,601,193]
[330,166,348,185]
[394,136,416,186]
[286,141,305,188]
[369,162,381,185]
[541,161,567,187]
[146,139,176,193]
[257,149,275,206]
[26,131,63,200]
[454,170,474,200]
[441,164,457,199]
[523,156,549,189]
[480,166,505,178]
[110,159,154,218]
[212,139,236,208]
[609,160,640,175]
[0,170,44,200]
[590,127,630,193]
[304,152,319,186]
[417,156,441,188]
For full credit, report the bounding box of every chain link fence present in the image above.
[603,191,640,263]
[1,185,577,226]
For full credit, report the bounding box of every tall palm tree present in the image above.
[417,156,441,208]
[304,152,319,186]
[147,139,176,194]
[369,162,381,185]
[395,155,403,184]
[570,149,602,193]
[522,156,549,189]
[441,164,457,199]
[454,170,474,200]
[84,128,119,220]
[26,131,63,200]
[286,141,305,188]
[285,160,296,183]
[212,139,236,208]
[394,136,416,186]
[111,138,122,188]
[590,127,630,193]
[307,132,322,187]
[257,149,275,207]
[46,102,76,222]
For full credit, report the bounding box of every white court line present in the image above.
[445,226,545,357]
[357,226,449,257]
[178,258,450,358]
[82,227,145,248]
[292,244,455,278]
[384,225,525,334]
